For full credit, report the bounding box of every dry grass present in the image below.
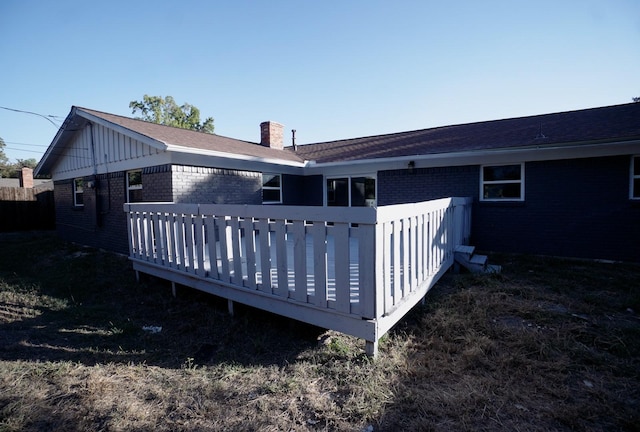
[0,232,638,431]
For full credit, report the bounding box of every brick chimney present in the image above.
[260,121,284,150]
[19,167,34,189]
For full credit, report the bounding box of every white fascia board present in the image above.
[49,152,174,182]
[34,126,67,177]
[76,109,168,152]
[166,144,306,175]
[303,139,640,176]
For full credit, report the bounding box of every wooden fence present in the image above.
[0,187,55,232]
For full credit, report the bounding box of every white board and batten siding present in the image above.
[125,197,473,356]
[50,122,166,179]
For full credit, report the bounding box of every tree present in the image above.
[129,95,214,134]
[16,158,37,169]
[633,97,640,103]
[0,137,10,178]
[0,137,7,161]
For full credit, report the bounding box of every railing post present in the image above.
[452,197,472,247]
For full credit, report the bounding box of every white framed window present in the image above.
[127,170,143,203]
[262,173,282,204]
[73,178,84,207]
[326,175,376,207]
[632,156,640,200]
[480,163,524,201]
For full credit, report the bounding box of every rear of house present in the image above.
[36,103,640,262]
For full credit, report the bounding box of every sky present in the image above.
[0,0,639,164]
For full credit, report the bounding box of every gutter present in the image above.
[302,138,640,175]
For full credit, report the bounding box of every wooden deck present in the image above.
[124,197,472,356]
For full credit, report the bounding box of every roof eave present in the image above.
[302,138,640,175]
[165,143,307,169]
[35,107,169,177]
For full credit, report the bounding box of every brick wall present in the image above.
[142,165,173,202]
[377,157,639,262]
[54,173,129,254]
[473,156,639,262]
[171,165,261,204]
[54,164,263,253]
[378,165,478,205]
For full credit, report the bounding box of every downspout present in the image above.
[102,152,111,214]
[88,122,101,227]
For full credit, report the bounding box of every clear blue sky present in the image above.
[1,0,638,163]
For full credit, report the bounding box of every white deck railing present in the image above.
[124,197,472,354]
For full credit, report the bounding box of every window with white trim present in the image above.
[262,173,282,204]
[127,170,143,203]
[326,176,376,207]
[632,156,640,200]
[480,164,524,201]
[73,178,84,207]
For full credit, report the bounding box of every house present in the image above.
[35,103,640,262]
[34,102,640,356]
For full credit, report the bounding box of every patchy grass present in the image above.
[0,232,638,431]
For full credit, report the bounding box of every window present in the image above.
[73,178,84,207]
[127,170,143,203]
[632,156,640,200]
[262,173,282,203]
[480,164,524,201]
[326,176,376,207]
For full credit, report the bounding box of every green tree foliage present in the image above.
[0,137,10,178]
[0,137,7,164]
[16,158,37,169]
[0,139,39,178]
[129,95,214,134]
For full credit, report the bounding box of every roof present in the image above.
[35,107,304,176]
[78,108,303,163]
[37,102,640,177]
[293,103,640,163]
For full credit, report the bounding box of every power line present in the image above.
[2,140,50,148]
[3,146,48,154]
[0,106,63,128]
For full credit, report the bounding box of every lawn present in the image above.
[0,232,638,431]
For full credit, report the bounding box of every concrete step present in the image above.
[469,254,488,266]
[453,245,501,274]
[454,245,476,263]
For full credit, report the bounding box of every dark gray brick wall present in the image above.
[143,164,173,202]
[54,172,129,254]
[378,165,479,205]
[377,157,639,262]
[473,156,639,262]
[171,165,261,204]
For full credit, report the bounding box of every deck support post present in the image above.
[135,270,140,283]
[365,339,379,358]
[227,299,235,317]
[171,281,176,297]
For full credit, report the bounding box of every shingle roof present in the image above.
[293,103,640,163]
[78,108,303,163]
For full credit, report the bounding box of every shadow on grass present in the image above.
[0,232,324,369]
[3,233,640,431]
